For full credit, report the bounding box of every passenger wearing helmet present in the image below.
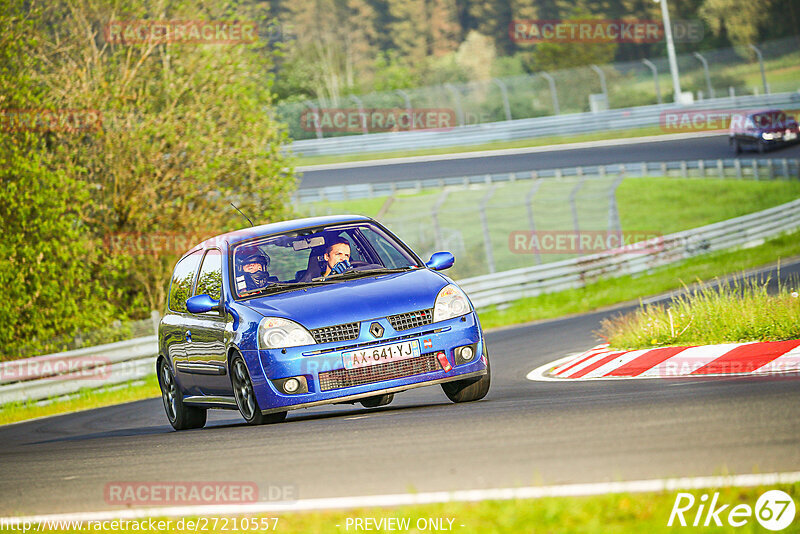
[235,248,271,292]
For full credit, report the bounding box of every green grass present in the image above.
[476,229,800,331]
[599,274,800,350]
[0,374,160,426]
[28,482,800,532]
[294,126,669,167]
[617,177,800,234]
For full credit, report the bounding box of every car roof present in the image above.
[188,214,374,254]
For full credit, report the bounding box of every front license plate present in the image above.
[343,340,421,370]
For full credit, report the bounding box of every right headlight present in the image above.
[258,317,315,349]
[432,284,471,323]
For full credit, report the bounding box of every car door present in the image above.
[163,250,204,395]
[183,248,230,396]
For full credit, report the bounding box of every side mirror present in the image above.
[426,251,455,271]
[186,294,221,314]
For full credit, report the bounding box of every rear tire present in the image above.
[441,351,491,403]
[231,355,287,425]
[361,394,394,408]
[158,359,207,430]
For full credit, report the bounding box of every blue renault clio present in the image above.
[157,215,490,429]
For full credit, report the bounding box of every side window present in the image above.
[195,249,222,301]
[168,251,202,313]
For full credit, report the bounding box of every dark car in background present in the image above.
[730,109,799,154]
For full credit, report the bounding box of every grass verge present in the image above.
[476,229,800,331]
[599,275,800,349]
[294,126,670,167]
[30,482,799,533]
[0,373,160,426]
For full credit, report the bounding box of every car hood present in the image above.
[238,268,451,329]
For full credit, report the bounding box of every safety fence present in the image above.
[289,91,800,156]
[2,162,799,405]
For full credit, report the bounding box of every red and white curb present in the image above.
[528,339,800,381]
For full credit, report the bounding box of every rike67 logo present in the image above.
[668,490,796,530]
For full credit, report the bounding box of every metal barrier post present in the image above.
[479,187,497,273]
[569,177,587,255]
[590,65,609,105]
[749,44,769,95]
[693,52,715,99]
[526,180,543,265]
[431,190,450,251]
[349,95,369,134]
[642,59,662,104]
[540,72,560,115]
[395,89,413,130]
[492,78,513,121]
[303,100,324,139]
[150,310,161,336]
[444,84,465,126]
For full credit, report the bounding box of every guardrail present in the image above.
[0,337,157,405]
[458,198,800,308]
[3,186,800,405]
[289,91,800,157]
[295,157,800,203]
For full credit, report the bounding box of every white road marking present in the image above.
[3,472,799,524]
[296,132,722,172]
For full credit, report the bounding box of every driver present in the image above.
[237,249,271,291]
[322,237,352,277]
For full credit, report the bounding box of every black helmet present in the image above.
[236,246,270,275]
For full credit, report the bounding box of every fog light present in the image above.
[454,343,478,365]
[283,378,300,393]
[271,376,308,394]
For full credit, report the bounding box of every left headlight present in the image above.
[433,284,471,323]
[259,317,315,349]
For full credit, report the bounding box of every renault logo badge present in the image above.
[369,322,384,338]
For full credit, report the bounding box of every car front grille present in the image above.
[318,352,441,391]
[387,309,433,331]
[310,322,360,344]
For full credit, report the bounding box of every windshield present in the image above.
[231,221,421,298]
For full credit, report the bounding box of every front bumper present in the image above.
[241,312,487,414]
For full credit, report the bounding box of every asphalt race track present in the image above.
[297,135,800,188]
[2,263,799,517]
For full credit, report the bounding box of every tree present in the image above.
[699,0,773,46]
[1,0,296,354]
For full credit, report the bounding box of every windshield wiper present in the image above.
[313,266,417,282]
[241,280,336,297]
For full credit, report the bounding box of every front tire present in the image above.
[732,138,741,154]
[231,355,287,425]
[757,139,766,153]
[441,352,491,403]
[158,359,207,430]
